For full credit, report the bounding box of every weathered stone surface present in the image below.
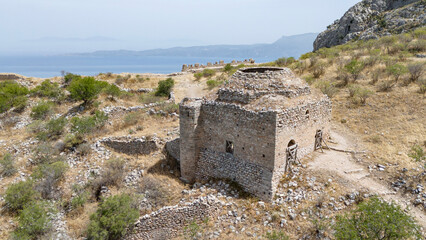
[100,136,158,155]
[165,138,180,162]
[124,195,220,240]
[314,0,425,51]
[179,67,332,201]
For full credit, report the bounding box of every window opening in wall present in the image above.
[187,112,190,117]
[285,140,298,172]
[305,110,310,119]
[226,141,234,155]
[262,154,265,158]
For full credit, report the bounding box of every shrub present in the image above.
[30,80,64,101]
[386,64,407,82]
[70,185,89,210]
[68,77,106,105]
[77,143,92,156]
[352,86,373,105]
[377,80,395,92]
[44,117,67,139]
[32,143,64,165]
[193,72,203,81]
[71,110,108,135]
[0,81,29,113]
[86,194,139,240]
[312,62,326,78]
[139,175,170,207]
[370,69,381,85]
[33,161,68,199]
[206,79,223,89]
[12,201,51,239]
[264,230,290,240]
[223,63,233,72]
[91,158,125,199]
[316,80,338,98]
[408,40,426,52]
[64,134,84,149]
[4,180,37,211]
[63,72,81,85]
[123,112,142,127]
[417,78,426,94]
[344,60,364,81]
[408,144,425,162]
[275,57,288,66]
[155,78,175,97]
[202,69,215,78]
[334,197,421,240]
[303,75,315,85]
[31,101,54,120]
[407,63,424,82]
[104,84,122,100]
[139,92,165,104]
[155,102,179,115]
[0,153,16,177]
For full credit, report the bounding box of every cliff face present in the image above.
[314,0,425,51]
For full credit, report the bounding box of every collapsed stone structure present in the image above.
[179,67,332,200]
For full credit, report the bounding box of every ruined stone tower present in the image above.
[179,67,332,200]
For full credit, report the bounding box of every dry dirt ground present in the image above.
[308,124,426,228]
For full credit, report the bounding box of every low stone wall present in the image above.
[165,138,180,162]
[100,136,158,155]
[0,73,22,80]
[124,195,220,240]
[197,149,274,200]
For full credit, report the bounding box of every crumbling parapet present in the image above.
[100,136,158,155]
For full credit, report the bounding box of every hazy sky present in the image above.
[0,0,359,55]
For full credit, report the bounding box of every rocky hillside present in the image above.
[314,0,425,50]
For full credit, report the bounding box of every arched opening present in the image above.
[288,139,296,147]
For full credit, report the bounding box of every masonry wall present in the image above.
[179,99,203,182]
[272,97,332,189]
[194,102,277,200]
[100,137,158,155]
[124,196,219,240]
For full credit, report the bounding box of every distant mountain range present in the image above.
[73,33,318,59]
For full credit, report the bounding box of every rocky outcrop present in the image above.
[314,0,425,51]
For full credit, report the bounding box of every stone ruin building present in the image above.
[179,67,332,200]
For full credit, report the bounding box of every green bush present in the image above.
[44,117,67,139]
[0,81,29,113]
[193,72,203,81]
[223,63,233,72]
[386,64,408,82]
[264,230,290,240]
[64,134,84,149]
[4,180,37,212]
[86,194,139,240]
[344,60,365,81]
[408,40,426,53]
[68,77,106,105]
[0,153,16,177]
[316,80,338,98]
[71,110,108,135]
[408,144,425,162]
[31,101,54,120]
[33,161,68,199]
[12,201,51,239]
[63,72,81,85]
[348,85,373,105]
[155,78,175,97]
[30,80,64,101]
[206,79,223,89]
[334,196,421,240]
[312,62,327,78]
[139,92,165,104]
[104,84,122,100]
[417,78,426,94]
[202,69,216,78]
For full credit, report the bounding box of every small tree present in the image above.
[0,81,29,113]
[386,64,408,82]
[155,78,175,97]
[344,60,365,81]
[31,101,54,120]
[86,194,139,240]
[68,77,105,105]
[334,197,421,240]
[223,63,233,72]
[104,84,122,100]
[30,79,65,101]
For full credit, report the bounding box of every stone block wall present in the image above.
[165,138,180,162]
[124,196,220,240]
[100,136,158,155]
[197,149,274,199]
[0,74,21,80]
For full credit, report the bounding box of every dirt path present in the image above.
[308,128,426,228]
